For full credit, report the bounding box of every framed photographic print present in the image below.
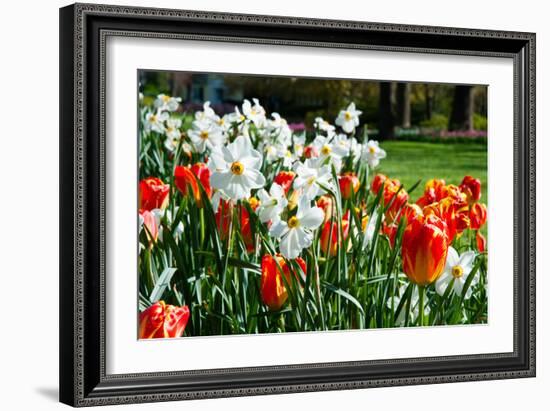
[59,3,536,407]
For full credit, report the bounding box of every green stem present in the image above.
[418,285,425,327]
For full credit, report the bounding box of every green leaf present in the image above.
[322,281,365,315]
[149,267,177,303]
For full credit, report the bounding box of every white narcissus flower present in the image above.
[269,196,324,259]
[194,101,220,124]
[144,111,169,134]
[209,135,266,201]
[242,98,267,127]
[188,120,224,153]
[362,140,387,168]
[435,247,478,298]
[267,113,292,147]
[293,133,306,157]
[164,117,182,140]
[256,183,288,223]
[312,135,347,170]
[293,159,333,200]
[314,117,336,134]
[335,102,362,133]
[154,94,182,112]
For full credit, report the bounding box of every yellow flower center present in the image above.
[288,216,300,228]
[230,161,245,175]
[149,114,157,123]
[344,111,352,121]
[218,118,225,125]
[285,150,292,158]
[307,176,316,186]
[162,95,170,102]
[200,130,209,140]
[239,115,245,122]
[321,145,332,156]
[451,265,464,278]
[369,146,376,154]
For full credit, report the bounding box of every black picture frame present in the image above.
[59,3,536,407]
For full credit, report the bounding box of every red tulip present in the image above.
[382,222,398,248]
[174,163,211,206]
[139,177,169,211]
[402,214,449,286]
[399,203,422,225]
[460,175,482,204]
[339,172,360,200]
[320,211,350,256]
[260,254,307,311]
[139,301,190,339]
[371,174,389,195]
[273,171,296,194]
[239,204,255,253]
[383,183,409,222]
[469,203,488,230]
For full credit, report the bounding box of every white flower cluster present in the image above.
[142,94,388,259]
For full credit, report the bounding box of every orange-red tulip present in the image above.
[460,175,482,204]
[402,214,449,286]
[215,198,233,241]
[273,171,295,194]
[260,254,307,311]
[399,203,422,225]
[174,163,211,206]
[423,197,468,243]
[139,301,190,339]
[316,195,334,222]
[139,177,169,211]
[469,203,488,230]
[383,183,409,222]
[371,173,389,194]
[320,211,350,256]
[382,222,398,248]
[339,172,360,199]
[239,204,255,253]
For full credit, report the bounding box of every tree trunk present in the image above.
[424,84,432,121]
[378,82,395,140]
[395,82,411,128]
[449,85,474,131]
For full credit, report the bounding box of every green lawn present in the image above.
[376,140,488,202]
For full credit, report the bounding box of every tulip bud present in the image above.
[139,177,169,211]
[460,175,482,204]
[402,214,449,286]
[139,209,158,244]
[174,163,211,207]
[215,198,233,241]
[260,254,307,311]
[316,195,334,222]
[371,174,388,194]
[469,203,487,230]
[139,301,190,339]
[476,231,487,252]
[303,145,319,159]
[338,172,360,200]
[320,211,350,256]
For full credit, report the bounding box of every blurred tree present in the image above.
[396,82,411,128]
[378,82,395,139]
[449,85,475,130]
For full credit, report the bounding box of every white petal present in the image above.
[210,171,233,190]
[445,246,460,269]
[458,251,476,270]
[435,272,452,296]
[299,207,324,229]
[269,220,289,239]
[280,229,301,259]
[244,168,266,189]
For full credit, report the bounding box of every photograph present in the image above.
[136,71,489,339]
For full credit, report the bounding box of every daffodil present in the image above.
[194,101,219,123]
[154,94,182,112]
[269,196,324,259]
[267,113,292,147]
[257,183,288,223]
[164,117,182,140]
[188,120,224,153]
[209,135,266,200]
[335,102,362,134]
[362,140,387,168]
[312,135,347,170]
[242,98,266,128]
[314,116,336,135]
[435,246,478,298]
[293,133,306,157]
[144,111,169,134]
[293,158,334,200]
